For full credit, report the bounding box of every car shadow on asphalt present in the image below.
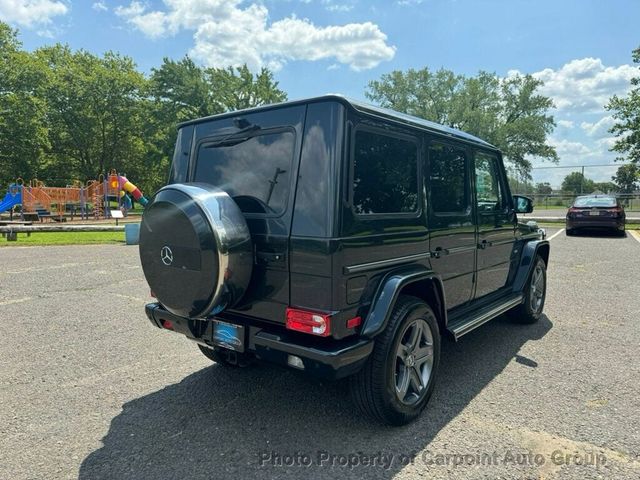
[79,315,553,480]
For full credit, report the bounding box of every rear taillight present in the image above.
[286,308,331,336]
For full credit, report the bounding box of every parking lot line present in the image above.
[629,229,640,244]
[547,228,565,241]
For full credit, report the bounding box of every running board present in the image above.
[447,294,524,341]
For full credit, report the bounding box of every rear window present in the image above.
[573,197,616,208]
[194,130,295,215]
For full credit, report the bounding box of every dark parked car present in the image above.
[566,195,625,235]
[138,95,549,425]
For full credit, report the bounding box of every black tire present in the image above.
[198,344,253,367]
[509,255,547,324]
[350,295,440,426]
[565,227,574,236]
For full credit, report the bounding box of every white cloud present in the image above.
[92,1,108,12]
[580,115,615,138]
[549,138,592,158]
[0,0,68,27]
[114,0,395,71]
[556,119,574,129]
[524,58,636,114]
[396,0,424,5]
[321,0,353,12]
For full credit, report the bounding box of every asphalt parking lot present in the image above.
[1,229,639,479]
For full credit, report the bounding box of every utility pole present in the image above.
[580,165,585,194]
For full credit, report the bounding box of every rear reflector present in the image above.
[347,316,362,329]
[286,308,331,336]
[161,319,174,330]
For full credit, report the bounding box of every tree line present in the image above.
[0,22,286,195]
[1,20,637,198]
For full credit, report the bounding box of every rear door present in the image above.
[190,106,307,322]
[427,141,476,309]
[473,150,517,299]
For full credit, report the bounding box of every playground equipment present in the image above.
[0,171,149,221]
[0,184,22,214]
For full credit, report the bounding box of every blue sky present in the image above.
[2,0,639,188]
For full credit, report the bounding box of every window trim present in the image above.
[427,140,472,217]
[349,124,422,219]
[191,126,297,219]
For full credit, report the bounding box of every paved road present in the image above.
[1,231,639,480]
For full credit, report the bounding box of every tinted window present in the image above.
[574,197,617,208]
[429,143,469,213]
[194,131,294,215]
[352,130,418,215]
[474,151,505,212]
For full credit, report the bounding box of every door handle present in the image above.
[255,251,285,263]
[431,246,449,259]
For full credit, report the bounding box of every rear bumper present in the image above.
[145,303,373,379]
[566,217,625,230]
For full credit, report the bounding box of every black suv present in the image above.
[139,95,549,425]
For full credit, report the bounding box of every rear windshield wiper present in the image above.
[204,124,261,148]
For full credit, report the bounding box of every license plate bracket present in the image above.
[212,320,245,352]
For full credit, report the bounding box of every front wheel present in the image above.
[350,295,441,426]
[509,255,547,324]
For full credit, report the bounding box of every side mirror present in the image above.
[513,195,533,214]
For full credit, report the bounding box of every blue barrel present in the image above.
[124,223,140,245]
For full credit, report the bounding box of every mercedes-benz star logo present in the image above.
[160,246,173,266]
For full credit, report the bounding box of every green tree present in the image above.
[0,22,49,186]
[612,164,639,193]
[535,182,553,194]
[606,46,640,164]
[592,181,617,193]
[366,67,558,177]
[206,65,287,112]
[35,45,148,185]
[561,172,595,194]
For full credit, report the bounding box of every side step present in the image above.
[447,294,523,341]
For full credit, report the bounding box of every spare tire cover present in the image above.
[139,183,253,318]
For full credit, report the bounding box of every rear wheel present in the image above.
[198,344,253,367]
[350,295,440,426]
[509,255,546,324]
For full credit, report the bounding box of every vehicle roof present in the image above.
[178,94,496,149]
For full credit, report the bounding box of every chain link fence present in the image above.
[512,193,640,211]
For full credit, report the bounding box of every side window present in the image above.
[429,143,469,214]
[474,151,505,213]
[352,129,418,215]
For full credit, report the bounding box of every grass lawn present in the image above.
[0,231,125,246]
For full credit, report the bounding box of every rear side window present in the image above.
[194,130,295,215]
[429,143,469,214]
[352,129,418,215]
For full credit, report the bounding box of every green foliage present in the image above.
[0,22,287,196]
[366,67,558,177]
[561,172,595,194]
[612,164,639,193]
[606,46,640,164]
[535,182,553,195]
